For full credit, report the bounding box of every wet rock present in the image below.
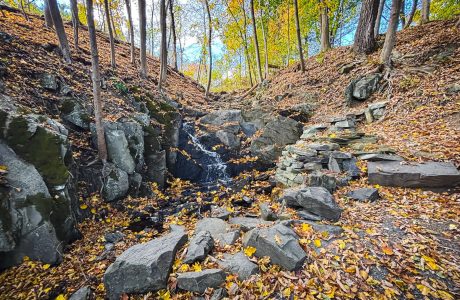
[243,224,307,271]
[219,252,259,280]
[229,217,272,232]
[102,163,129,202]
[104,227,187,299]
[281,186,342,221]
[69,286,91,300]
[177,269,226,293]
[260,203,278,221]
[368,161,460,188]
[347,188,380,202]
[184,231,214,264]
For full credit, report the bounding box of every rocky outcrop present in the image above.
[184,231,214,264]
[103,226,187,299]
[345,74,382,105]
[177,269,226,293]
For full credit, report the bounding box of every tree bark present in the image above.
[19,0,30,21]
[139,0,147,78]
[242,1,253,86]
[259,0,269,78]
[286,0,290,66]
[319,0,331,52]
[44,0,53,28]
[353,0,380,54]
[70,0,79,49]
[421,0,430,24]
[85,0,108,162]
[104,0,116,68]
[404,0,418,28]
[400,0,406,28]
[293,0,305,72]
[169,0,178,70]
[159,0,167,87]
[47,0,71,63]
[374,0,385,37]
[250,0,263,82]
[204,0,212,96]
[124,0,135,65]
[381,0,402,65]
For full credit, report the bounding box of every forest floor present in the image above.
[0,8,460,300]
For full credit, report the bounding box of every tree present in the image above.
[400,0,406,28]
[159,0,167,86]
[353,0,380,54]
[47,0,72,63]
[405,0,418,28]
[259,0,269,78]
[70,0,79,49]
[139,0,147,78]
[319,0,331,52]
[293,0,305,72]
[250,0,263,82]
[381,0,402,65]
[104,0,116,68]
[421,0,430,24]
[374,0,385,37]
[204,0,212,95]
[286,0,290,66]
[169,0,178,70]
[124,0,135,65]
[44,1,53,28]
[85,0,108,162]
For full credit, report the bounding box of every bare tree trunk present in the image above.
[124,0,135,65]
[293,0,305,72]
[381,0,402,65]
[151,1,154,54]
[169,0,178,70]
[420,0,430,24]
[159,0,167,87]
[259,0,269,78]
[204,0,212,96]
[400,0,406,27]
[242,2,253,86]
[353,0,380,54]
[374,0,385,37]
[319,0,331,52]
[47,0,71,63]
[139,0,147,78]
[70,0,79,49]
[250,0,263,82]
[44,1,53,28]
[405,0,418,28]
[104,0,116,68]
[110,6,118,39]
[85,0,108,162]
[19,0,30,21]
[286,0,290,66]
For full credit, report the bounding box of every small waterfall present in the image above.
[182,122,231,184]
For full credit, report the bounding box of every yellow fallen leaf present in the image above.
[416,284,430,296]
[274,234,282,245]
[91,208,96,214]
[157,290,171,300]
[283,287,291,297]
[448,224,457,230]
[244,246,257,257]
[426,261,439,271]
[299,238,309,245]
[55,295,66,300]
[192,262,202,272]
[79,204,88,210]
[179,264,189,272]
[314,239,321,247]
[437,290,454,300]
[42,264,50,270]
[301,223,311,232]
[338,240,346,249]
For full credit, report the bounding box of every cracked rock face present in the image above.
[177,269,226,293]
[184,230,214,264]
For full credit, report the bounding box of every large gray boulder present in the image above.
[229,217,273,232]
[368,161,460,188]
[352,74,382,100]
[69,286,92,300]
[105,129,136,174]
[219,252,258,280]
[184,231,214,264]
[177,269,226,293]
[104,227,188,299]
[102,163,129,202]
[200,110,243,126]
[195,218,238,246]
[60,97,91,130]
[243,224,307,271]
[281,186,342,221]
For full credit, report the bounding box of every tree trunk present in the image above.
[19,0,30,21]
[204,0,212,96]
[151,2,155,55]
[405,0,418,28]
[381,0,402,65]
[286,0,290,66]
[169,0,178,70]
[374,0,385,37]
[44,1,53,28]
[47,0,71,63]
[353,0,380,54]
[293,0,305,72]
[110,6,118,39]
[250,0,263,82]
[139,0,147,78]
[400,0,406,28]
[70,0,79,49]
[124,0,135,65]
[159,0,167,87]
[104,0,116,68]
[85,0,108,162]
[319,0,331,52]
[242,2,253,86]
[421,0,430,24]
[259,0,269,78]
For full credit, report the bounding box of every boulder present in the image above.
[60,98,91,130]
[260,203,278,221]
[347,188,380,202]
[195,218,229,238]
[103,227,187,299]
[219,252,259,280]
[210,206,231,220]
[200,110,243,126]
[39,73,58,91]
[281,186,342,221]
[105,129,136,174]
[69,286,92,300]
[177,269,226,293]
[184,231,214,264]
[243,224,307,271]
[216,230,240,247]
[358,153,403,162]
[368,161,460,188]
[229,217,272,232]
[216,129,241,149]
[102,163,129,202]
[352,74,382,100]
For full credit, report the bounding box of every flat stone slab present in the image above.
[347,188,380,202]
[358,153,403,161]
[219,252,259,280]
[368,161,460,188]
[184,231,214,264]
[228,217,273,232]
[177,269,226,293]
